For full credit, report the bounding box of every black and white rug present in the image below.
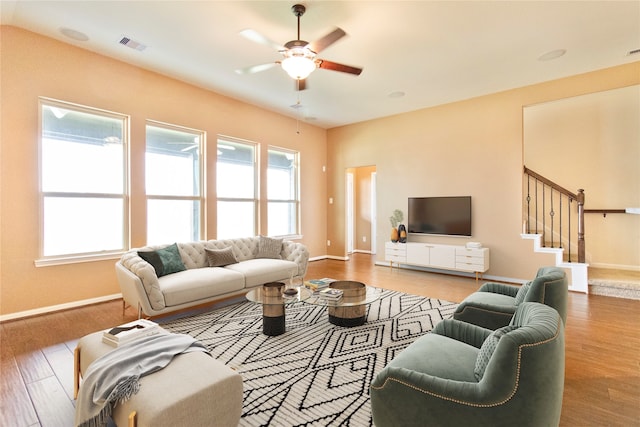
[161,289,457,426]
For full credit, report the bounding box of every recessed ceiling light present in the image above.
[538,49,566,61]
[388,91,405,98]
[59,27,89,42]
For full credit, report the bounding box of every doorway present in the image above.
[346,166,377,255]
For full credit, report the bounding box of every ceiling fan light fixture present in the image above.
[281,50,317,79]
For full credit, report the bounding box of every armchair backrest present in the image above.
[523,266,568,323]
[479,302,565,425]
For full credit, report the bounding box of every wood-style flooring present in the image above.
[1,253,639,426]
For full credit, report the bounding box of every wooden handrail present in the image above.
[585,209,626,217]
[523,166,577,199]
[523,166,585,263]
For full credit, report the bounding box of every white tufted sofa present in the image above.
[116,237,309,317]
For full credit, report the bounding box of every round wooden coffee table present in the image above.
[304,281,382,327]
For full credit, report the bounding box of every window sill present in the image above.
[35,252,123,267]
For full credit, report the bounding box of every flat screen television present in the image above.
[408,196,472,237]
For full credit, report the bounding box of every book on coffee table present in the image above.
[319,288,343,301]
[304,278,337,291]
[102,319,163,347]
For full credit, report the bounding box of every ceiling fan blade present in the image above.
[317,59,363,75]
[239,29,286,51]
[235,62,278,75]
[307,27,346,54]
[295,79,307,91]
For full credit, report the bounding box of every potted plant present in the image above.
[389,209,404,243]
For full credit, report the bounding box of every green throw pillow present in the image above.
[256,236,283,259]
[206,247,238,267]
[474,325,518,381]
[138,243,186,277]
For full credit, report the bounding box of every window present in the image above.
[217,138,257,239]
[39,99,128,261]
[145,122,204,245]
[268,147,299,236]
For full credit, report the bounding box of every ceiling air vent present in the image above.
[118,36,147,52]
[628,48,640,56]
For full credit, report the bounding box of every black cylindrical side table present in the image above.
[262,282,285,336]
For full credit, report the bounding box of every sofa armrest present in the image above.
[117,252,166,312]
[281,241,309,277]
[478,282,520,297]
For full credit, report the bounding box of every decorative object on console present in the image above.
[389,209,404,242]
[397,224,407,243]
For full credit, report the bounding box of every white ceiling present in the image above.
[2,1,639,128]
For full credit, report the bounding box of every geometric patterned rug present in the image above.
[161,289,457,426]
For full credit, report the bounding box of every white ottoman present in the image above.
[74,331,243,427]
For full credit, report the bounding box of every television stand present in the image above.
[384,242,489,281]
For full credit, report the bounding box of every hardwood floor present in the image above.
[1,253,639,426]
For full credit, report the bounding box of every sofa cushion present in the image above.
[256,236,283,259]
[225,258,298,287]
[138,243,186,277]
[158,268,244,307]
[205,247,238,267]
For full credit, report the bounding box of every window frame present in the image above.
[144,120,206,245]
[216,136,258,239]
[267,146,301,238]
[36,98,130,266]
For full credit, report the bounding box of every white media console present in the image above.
[385,241,490,280]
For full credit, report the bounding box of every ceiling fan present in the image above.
[235,4,363,90]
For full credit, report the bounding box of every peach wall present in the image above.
[327,62,640,280]
[525,85,639,269]
[0,27,327,317]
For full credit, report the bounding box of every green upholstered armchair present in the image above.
[452,266,568,330]
[370,302,565,427]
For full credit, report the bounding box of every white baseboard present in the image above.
[0,293,123,322]
[309,255,350,262]
[588,262,640,272]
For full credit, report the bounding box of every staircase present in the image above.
[520,233,588,293]
[522,167,640,297]
[523,167,588,293]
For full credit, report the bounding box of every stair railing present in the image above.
[523,166,585,263]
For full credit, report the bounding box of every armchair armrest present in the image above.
[433,319,492,349]
[478,282,520,297]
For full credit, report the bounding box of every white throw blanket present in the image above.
[75,333,209,427]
